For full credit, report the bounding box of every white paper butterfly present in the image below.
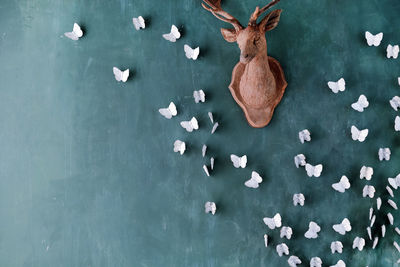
[210,157,215,170]
[351,125,368,142]
[365,31,383,46]
[362,185,376,198]
[64,23,83,40]
[211,122,219,134]
[158,102,177,119]
[330,260,346,267]
[373,237,379,249]
[162,25,181,42]
[390,96,400,111]
[332,175,350,193]
[333,218,352,235]
[394,241,400,252]
[388,213,394,225]
[367,226,372,240]
[294,154,306,168]
[132,16,145,30]
[327,78,345,93]
[184,44,200,60]
[293,193,305,206]
[203,165,210,177]
[202,145,207,157]
[388,199,398,210]
[263,234,268,247]
[304,221,321,239]
[351,94,369,112]
[298,129,311,143]
[305,163,323,177]
[377,197,382,210]
[388,175,400,189]
[173,140,186,155]
[360,166,373,180]
[310,257,322,267]
[263,213,282,230]
[387,186,394,198]
[204,201,216,215]
[395,116,400,131]
[230,154,247,168]
[180,117,199,132]
[193,90,205,103]
[352,237,365,251]
[244,171,262,188]
[378,147,391,161]
[280,226,293,240]
[387,44,399,59]
[276,243,289,257]
[113,67,130,82]
[330,241,343,254]
[288,256,301,267]
[208,112,214,124]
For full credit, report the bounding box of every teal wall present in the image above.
[0,0,400,266]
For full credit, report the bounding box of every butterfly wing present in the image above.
[230,154,241,168]
[273,213,282,228]
[190,117,199,130]
[180,121,193,132]
[203,165,210,177]
[192,47,200,60]
[394,45,400,59]
[72,23,83,37]
[162,32,176,42]
[337,78,345,91]
[395,116,400,131]
[211,122,219,134]
[64,31,79,40]
[244,178,258,188]
[184,44,193,59]
[327,81,339,93]
[365,31,374,46]
[171,25,181,39]
[314,164,323,177]
[240,155,247,168]
[208,112,214,124]
[263,217,275,229]
[121,69,129,82]
[113,67,123,81]
[159,108,172,119]
[168,102,177,116]
[305,164,314,177]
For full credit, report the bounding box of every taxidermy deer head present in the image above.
[202,0,287,128]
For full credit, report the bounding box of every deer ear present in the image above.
[260,9,282,32]
[220,28,237,42]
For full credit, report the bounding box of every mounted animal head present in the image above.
[202,0,282,64]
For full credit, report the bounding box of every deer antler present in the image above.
[202,0,243,31]
[248,0,281,26]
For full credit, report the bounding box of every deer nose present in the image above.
[243,54,249,58]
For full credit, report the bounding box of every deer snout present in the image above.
[240,52,254,64]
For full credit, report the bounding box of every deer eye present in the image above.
[253,37,260,45]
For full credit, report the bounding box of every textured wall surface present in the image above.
[0,0,399,266]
